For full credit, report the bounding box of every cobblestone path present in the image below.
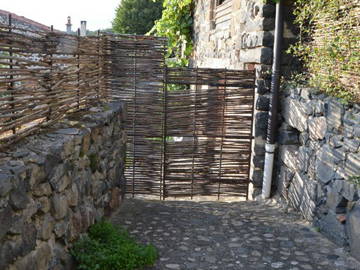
[111,199,360,270]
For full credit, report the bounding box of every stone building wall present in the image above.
[0,102,127,269]
[192,0,297,197]
[276,86,360,260]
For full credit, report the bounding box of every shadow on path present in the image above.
[111,199,360,270]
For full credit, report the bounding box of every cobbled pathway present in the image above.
[111,199,360,270]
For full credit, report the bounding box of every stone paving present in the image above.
[111,199,360,270]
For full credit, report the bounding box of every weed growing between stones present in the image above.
[70,221,158,270]
[349,176,360,188]
[88,153,99,173]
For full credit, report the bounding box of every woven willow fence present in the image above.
[0,19,164,149]
[0,22,113,149]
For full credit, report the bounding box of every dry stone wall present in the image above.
[276,86,360,260]
[0,102,127,270]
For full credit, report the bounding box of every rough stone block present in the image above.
[299,132,309,146]
[283,98,308,132]
[329,135,343,148]
[32,183,52,197]
[66,183,79,207]
[332,147,345,164]
[316,211,347,246]
[253,137,266,156]
[343,110,360,126]
[279,145,299,172]
[254,112,268,139]
[308,116,327,140]
[0,173,13,197]
[326,188,347,213]
[343,182,357,202]
[256,95,270,111]
[298,146,310,173]
[347,202,360,261]
[38,196,51,214]
[343,137,360,152]
[28,164,46,189]
[313,100,325,115]
[256,79,270,94]
[34,241,52,269]
[20,224,37,257]
[277,166,295,197]
[345,153,360,177]
[7,160,26,179]
[252,155,265,168]
[239,47,273,65]
[316,161,335,185]
[40,215,54,240]
[54,220,68,238]
[354,126,360,138]
[262,4,276,17]
[288,173,316,220]
[278,130,299,145]
[52,194,68,220]
[250,169,263,187]
[333,180,344,193]
[9,186,30,211]
[300,88,311,100]
[49,164,71,192]
[239,31,274,49]
[0,205,14,240]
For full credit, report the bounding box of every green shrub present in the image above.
[349,176,360,187]
[71,221,158,270]
[289,0,360,102]
[112,0,163,35]
[149,0,194,66]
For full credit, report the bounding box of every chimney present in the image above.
[66,16,72,34]
[80,21,87,37]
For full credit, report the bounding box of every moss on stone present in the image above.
[88,153,99,173]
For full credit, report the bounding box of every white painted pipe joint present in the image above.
[262,143,276,199]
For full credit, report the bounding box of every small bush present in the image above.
[289,0,360,102]
[349,176,360,187]
[70,221,158,270]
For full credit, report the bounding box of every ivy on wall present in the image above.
[289,0,360,102]
[149,0,194,66]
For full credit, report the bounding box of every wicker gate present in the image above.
[110,36,255,200]
[163,68,255,199]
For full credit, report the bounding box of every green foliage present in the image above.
[149,0,194,66]
[112,0,163,35]
[349,176,360,187]
[88,153,99,173]
[289,0,360,102]
[71,221,158,270]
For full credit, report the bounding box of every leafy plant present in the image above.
[88,153,99,173]
[71,221,158,270]
[349,176,360,187]
[288,0,360,102]
[112,0,163,35]
[149,0,194,66]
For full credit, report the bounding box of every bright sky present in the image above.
[1,0,121,31]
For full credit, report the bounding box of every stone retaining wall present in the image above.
[0,102,127,269]
[276,86,360,260]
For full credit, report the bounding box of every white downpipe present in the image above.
[262,143,276,199]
